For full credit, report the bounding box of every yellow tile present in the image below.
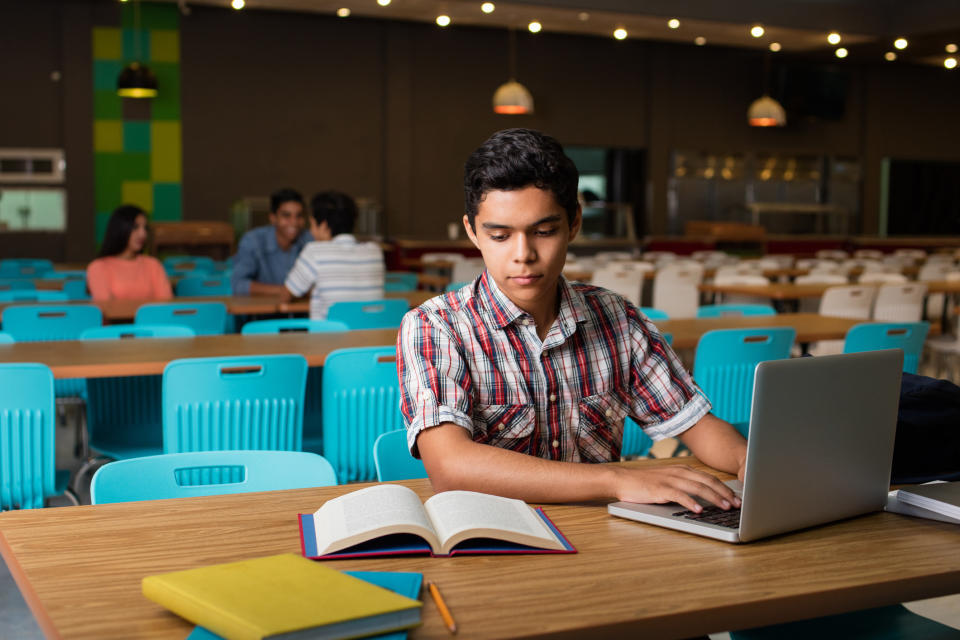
[151,122,182,182]
[93,27,122,60]
[151,30,180,63]
[94,120,123,152]
[121,181,154,213]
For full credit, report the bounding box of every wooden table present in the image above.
[656,313,866,349]
[2,458,958,639]
[0,329,400,379]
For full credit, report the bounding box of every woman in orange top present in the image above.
[86,205,173,301]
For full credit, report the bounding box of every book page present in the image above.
[313,485,439,554]
[424,491,563,554]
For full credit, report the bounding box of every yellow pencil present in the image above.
[427,580,458,634]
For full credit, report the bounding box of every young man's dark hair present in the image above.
[463,128,579,230]
[311,190,358,237]
[270,187,304,213]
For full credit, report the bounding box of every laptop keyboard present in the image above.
[673,505,742,529]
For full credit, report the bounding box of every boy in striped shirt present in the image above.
[397,129,746,513]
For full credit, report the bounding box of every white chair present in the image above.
[873,283,927,323]
[925,253,955,265]
[919,265,955,321]
[652,263,703,319]
[853,249,884,260]
[641,251,676,265]
[893,249,927,263]
[765,254,795,268]
[711,274,771,306]
[421,252,464,263]
[593,251,635,265]
[795,273,848,285]
[591,266,645,306]
[691,250,728,263]
[713,265,760,281]
[858,272,908,285]
[924,272,960,379]
[450,258,485,284]
[807,285,877,356]
[816,249,849,261]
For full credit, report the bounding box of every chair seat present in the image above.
[90,439,163,461]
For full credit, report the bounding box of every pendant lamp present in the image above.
[117,0,158,99]
[493,29,534,115]
[747,53,783,127]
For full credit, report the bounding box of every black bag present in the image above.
[891,372,960,484]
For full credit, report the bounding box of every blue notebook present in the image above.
[186,571,422,640]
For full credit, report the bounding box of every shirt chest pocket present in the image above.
[472,403,536,453]
[577,391,630,462]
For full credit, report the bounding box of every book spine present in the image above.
[142,576,260,640]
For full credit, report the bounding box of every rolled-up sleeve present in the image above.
[396,308,474,457]
[627,305,711,441]
[230,233,259,296]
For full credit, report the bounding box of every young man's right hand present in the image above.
[609,465,740,514]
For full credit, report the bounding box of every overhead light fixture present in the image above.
[577,12,589,21]
[668,18,680,29]
[750,25,764,38]
[493,29,533,115]
[436,14,450,27]
[613,28,627,40]
[894,38,908,50]
[769,42,781,52]
[884,51,897,61]
[748,96,786,127]
[694,36,706,46]
[336,7,350,17]
[231,0,244,9]
[947,44,958,53]
[946,57,958,69]
[827,32,841,45]
[481,2,495,14]
[835,47,848,58]
[528,21,541,33]
[116,1,157,99]
[377,0,391,6]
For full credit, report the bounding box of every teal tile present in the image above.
[153,183,182,221]
[93,60,124,91]
[122,28,150,62]
[94,89,123,119]
[123,121,151,152]
[150,62,180,120]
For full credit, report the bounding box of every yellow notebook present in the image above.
[142,553,422,640]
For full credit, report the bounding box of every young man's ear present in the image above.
[463,214,480,249]
[568,205,582,241]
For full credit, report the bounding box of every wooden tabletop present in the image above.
[656,313,865,349]
[2,458,958,640]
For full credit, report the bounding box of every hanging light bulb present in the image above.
[493,29,534,115]
[116,1,157,98]
[747,96,786,127]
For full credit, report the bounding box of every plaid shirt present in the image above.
[397,272,711,463]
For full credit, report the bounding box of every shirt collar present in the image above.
[264,226,310,254]
[331,234,358,244]
[477,271,590,333]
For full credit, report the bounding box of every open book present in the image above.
[298,484,576,558]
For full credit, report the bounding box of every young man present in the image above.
[397,128,746,513]
[231,188,311,296]
[283,190,385,320]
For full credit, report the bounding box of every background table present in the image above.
[656,313,865,349]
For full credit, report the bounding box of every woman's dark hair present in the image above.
[270,187,304,213]
[311,190,358,237]
[463,128,579,229]
[99,204,147,257]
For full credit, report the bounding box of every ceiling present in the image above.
[162,0,960,64]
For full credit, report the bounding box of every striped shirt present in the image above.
[284,234,385,320]
[397,271,710,463]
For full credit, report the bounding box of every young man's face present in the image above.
[269,200,306,245]
[464,185,580,316]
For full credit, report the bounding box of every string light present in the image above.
[894,38,908,50]
[947,44,958,53]
[750,25,764,38]
[613,28,627,40]
[668,18,680,29]
[769,42,781,52]
[481,2,495,14]
[336,7,350,17]
[377,0,391,6]
[694,36,706,46]
[946,57,958,69]
[231,0,244,9]
[436,14,450,26]
[835,47,848,58]
[528,21,542,33]
[827,32,841,45]
[884,51,896,61]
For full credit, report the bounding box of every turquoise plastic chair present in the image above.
[91,450,337,504]
[163,256,215,276]
[384,271,419,292]
[40,270,86,280]
[445,281,470,292]
[240,319,349,334]
[163,354,308,455]
[639,307,669,320]
[175,275,232,297]
[135,301,229,335]
[61,279,89,300]
[240,318,349,453]
[373,429,428,481]
[0,290,68,302]
[843,322,929,374]
[0,279,35,291]
[693,327,796,434]
[323,346,405,482]
[81,324,196,340]
[697,304,776,318]
[0,332,12,343]
[0,259,54,278]
[327,299,409,330]
[0,363,74,509]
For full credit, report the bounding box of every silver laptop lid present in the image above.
[738,349,903,542]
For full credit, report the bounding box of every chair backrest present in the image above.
[91,450,337,504]
[0,259,54,278]
[384,271,419,292]
[843,322,930,374]
[175,275,232,297]
[240,319,349,334]
[1,304,103,341]
[639,307,669,320]
[135,302,228,335]
[450,258,485,284]
[652,273,699,319]
[693,327,796,425]
[712,274,770,286]
[323,346,404,482]
[818,285,876,319]
[854,249,884,260]
[591,266,644,306]
[421,252,464,263]
[795,273,848,285]
[0,332,13,343]
[39,270,86,280]
[61,279,89,300]
[373,429,428,481]
[622,418,654,458]
[858,272,908,285]
[81,324,196,340]
[696,304,776,318]
[327,299,409,330]
[594,251,635,264]
[0,290,69,302]
[163,256,215,275]
[445,281,471,292]
[873,283,927,323]
[816,249,848,260]
[919,264,953,281]
[0,363,55,509]
[0,279,35,291]
[163,354,308,455]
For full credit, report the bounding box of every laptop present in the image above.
[608,350,904,543]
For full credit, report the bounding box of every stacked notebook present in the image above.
[887,481,960,524]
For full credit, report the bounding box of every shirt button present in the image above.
[549,394,557,402]
[552,439,560,448]
[605,408,614,417]
[497,423,505,431]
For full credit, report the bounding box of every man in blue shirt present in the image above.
[231,188,311,296]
